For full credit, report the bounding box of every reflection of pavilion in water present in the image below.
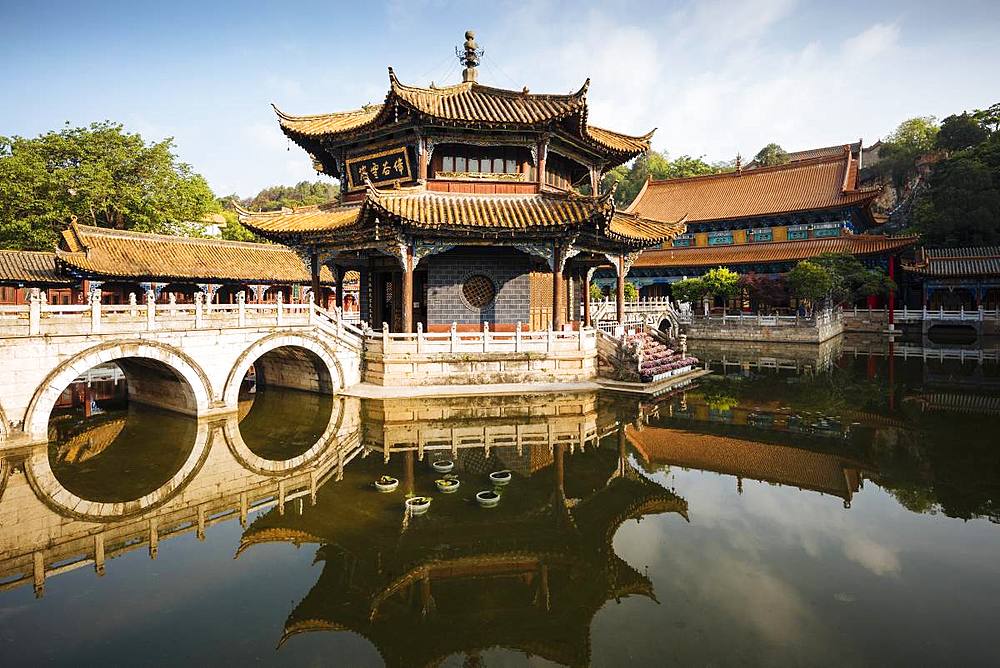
[238,423,687,668]
[637,394,876,507]
[0,396,361,597]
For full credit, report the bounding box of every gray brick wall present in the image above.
[426,248,532,325]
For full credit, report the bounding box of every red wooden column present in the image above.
[616,254,626,324]
[582,271,592,326]
[402,244,415,333]
[888,254,896,330]
[418,138,429,182]
[552,243,564,331]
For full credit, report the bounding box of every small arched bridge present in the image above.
[0,292,363,447]
[590,297,682,337]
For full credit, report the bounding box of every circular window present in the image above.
[462,274,496,309]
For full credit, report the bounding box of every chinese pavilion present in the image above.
[602,146,916,302]
[237,31,684,332]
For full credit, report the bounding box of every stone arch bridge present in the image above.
[0,293,363,448]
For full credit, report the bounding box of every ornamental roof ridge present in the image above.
[63,221,281,251]
[270,102,385,122]
[388,65,590,102]
[648,151,851,186]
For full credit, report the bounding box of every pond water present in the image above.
[1,337,999,666]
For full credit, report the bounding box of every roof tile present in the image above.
[628,152,878,224]
[56,224,334,283]
[0,250,74,285]
[633,235,917,268]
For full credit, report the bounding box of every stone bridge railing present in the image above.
[0,289,366,343]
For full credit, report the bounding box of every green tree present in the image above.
[623,282,639,302]
[671,277,708,304]
[973,102,1000,134]
[0,121,217,250]
[936,113,988,151]
[242,180,339,211]
[601,150,724,207]
[811,253,895,304]
[786,261,834,304]
[213,208,259,243]
[701,267,740,299]
[589,282,605,301]
[752,143,788,167]
[915,134,1000,246]
[877,116,939,189]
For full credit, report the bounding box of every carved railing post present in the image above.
[450,322,458,353]
[237,291,246,327]
[146,290,156,331]
[275,292,284,326]
[90,291,102,333]
[28,288,41,335]
[129,292,137,318]
[382,323,390,352]
[168,292,177,316]
[482,321,490,352]
[515,321,522,352]
[416,321,424,353]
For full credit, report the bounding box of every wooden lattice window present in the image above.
[462,274,496,309]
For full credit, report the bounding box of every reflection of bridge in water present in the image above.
[0,396,361,597]
[360,391,617,464]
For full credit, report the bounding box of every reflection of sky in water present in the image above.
[0,517,381,666]
[592,461,1000,666]
[5,375,1000,666]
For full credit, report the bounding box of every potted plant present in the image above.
[431,459,455,473]
[405,496,432,515]
[476,490,501,508]
[489,470,512,486]
[435,477,460,493]
[374,475,399,493]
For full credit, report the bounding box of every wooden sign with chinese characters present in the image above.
[345,146,413,191]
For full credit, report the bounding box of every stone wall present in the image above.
[425,247,533,326]
[684,318,844,343]
[362,331,598,386]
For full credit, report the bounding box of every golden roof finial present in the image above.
[457,30,482,83]
[735,153,743,174]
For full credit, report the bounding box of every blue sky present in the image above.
[3,0,999,196]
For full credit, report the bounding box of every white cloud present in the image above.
[843,22,901,61]
[843,535,902,577]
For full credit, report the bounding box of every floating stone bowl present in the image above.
[435,478,460,494]
[405,496,432,515]
[476,490,501,508]
[489,470,512,486]
[374,476,399,493]
[431,460,455,474]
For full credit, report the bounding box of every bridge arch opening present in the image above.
[24,342,213,442]
[224,335,344,410]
